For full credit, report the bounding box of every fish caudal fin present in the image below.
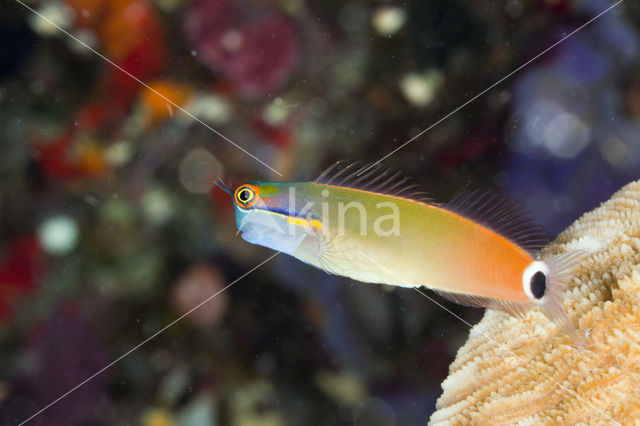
[540,250,590,345]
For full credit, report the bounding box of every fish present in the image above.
[230,160,587,342]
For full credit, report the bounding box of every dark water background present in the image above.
[1,0,639,424]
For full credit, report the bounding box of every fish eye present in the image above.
[234,184,259,208]
[522,261,549,303]
[238,189,251,202]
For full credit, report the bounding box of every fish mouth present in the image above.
[237,227,257,241]
[237,220,285,242]
[236,215,309,254]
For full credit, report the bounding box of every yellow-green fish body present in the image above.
[230,161,586,341]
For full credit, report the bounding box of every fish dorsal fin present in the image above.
[432,289,532,319]
[446,190,548,254]
[315,160,434,204]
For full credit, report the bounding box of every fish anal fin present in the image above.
[432,289,532,319]
[446,190,549,254]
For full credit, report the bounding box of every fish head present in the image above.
[232,182,314,255]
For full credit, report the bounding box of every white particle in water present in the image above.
[37,215,79,255]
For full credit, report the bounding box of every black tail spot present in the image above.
[531,271,546,299]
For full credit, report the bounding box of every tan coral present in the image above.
[429,180,640,425]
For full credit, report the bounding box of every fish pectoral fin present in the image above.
[316,233,369,276]
[432,289,532,319]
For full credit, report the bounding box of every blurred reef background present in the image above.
[1,0,639,425]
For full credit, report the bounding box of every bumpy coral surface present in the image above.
[430,180,640,425]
